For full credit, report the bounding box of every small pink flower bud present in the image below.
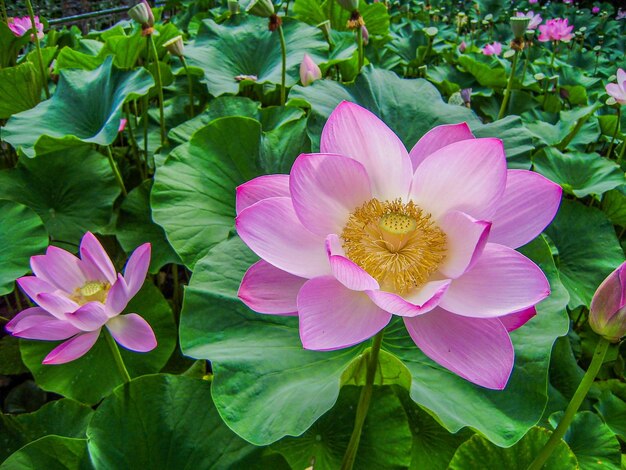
[361,25,369,45]
[118,118,128,133]
[590,262,626,343]
[458,41,467,52]
[300,54,322,86]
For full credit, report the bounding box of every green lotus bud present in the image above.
[244,0,275,18]
[510,16,530,39]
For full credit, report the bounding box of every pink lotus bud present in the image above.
[300,54,322,86]
[118,119,128,133]
[361,25,369,45]
[590,262,626,343]
[592,7,600,14]
[458,41,467,52]
[529,0,538,3]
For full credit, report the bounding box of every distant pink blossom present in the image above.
[516,11,542,30]
[606,69,626,105]
[482,42,502,56]
[7,16,44,40]
[592,6,600,14]
[529,0,538,3]
[538,18,574,42]
[617,9,626,20]
[6,233,156,364]
[458,41,467,53]
[236,102,560,389]
[118,118,128,133]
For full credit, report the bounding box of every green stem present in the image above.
[607,107,621,158]
[498,50,519,120]
[550,42,556,72]
[277,24,287,106]
[142,96,149,158]
[25,0,50,99]
[148,34,167,146]
[356,23,364,71]
[105,146,128,197]
[340,330,384,470]
[181,58,195,117]
[105,329,132,383]
[124,107,147,180]
[528,338,610,470]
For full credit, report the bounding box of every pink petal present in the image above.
[499,307,536,332]
[438,211,491,279]
[238,260,306,315]
[7,307,81,340]
[366,280,450,317]
[409,122,475,171]
[320,101,412,200]
[79,232,117,284]
[489,170,562,248]
[17,276,57,301]
[42,330,101,365]
[31,246,87,293]
[65,302,109,331]
[105,274,131,317]
[297,276,391,350]
[404,308,514,389]
[106,313,157,352]
[326,234,379,291]
[617,68,626,87]
[290,153,371,236]
[123,243,151,298]
[409,138,507,220]
[236,175,290,215]
[35,293,79,320]
[236,197,329,278]
[440,244,550,318]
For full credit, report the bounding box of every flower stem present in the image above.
[105,146,128,197]
[181,57,195,117]
[356,24,364,71]
[498,50,519,120]
[340,330,384,470]
[148,34,167,146]
[25,0,50,99]
[607,107,621,158]
[528,338,610,470]
[277,24,287,106]
[105,329,132,384]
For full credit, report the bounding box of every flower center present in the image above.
[71,281,111,305]
[341,198,447,294]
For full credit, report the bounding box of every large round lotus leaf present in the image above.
[180,233,568,446]
[0,62,42,119]
[0,436,92,470]
[184,16,328,96]
[19,282,175,405]
[448,427,577,469]
[0,200,48,296]
[289,66,534,166]
[86,374,259,468]
[1,56,154,157]
[0,147,120,245]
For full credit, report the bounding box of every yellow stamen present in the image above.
[71,281,110,305]
[341,198,447,293]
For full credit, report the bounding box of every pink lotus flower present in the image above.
[236,102,561,389]
[6,233,156,364]
[538,18,574,42]
[590,262,626,343]
[300,54,322,87]
[606,69,626,104]
[482,42,502,56]
[617,9,626,20]
[7,16,44,40]
[529,0,538,3]
[592,6,600,14]
[516,11,542,30]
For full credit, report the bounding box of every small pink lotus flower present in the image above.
[482,42,502,56]
[236,102,561,389]
[538,18,574,42]
[592,6,600,14]
[617,9,626,20]
[6,233,156,364]
[590,262,626,343]
[529,0,538,3]
[516,11,542,30]
[7,16,44,40]
[300,54,322,87]
[606,69,626,104]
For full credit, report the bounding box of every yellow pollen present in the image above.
[341,198,447,294]
[71,281,110,305]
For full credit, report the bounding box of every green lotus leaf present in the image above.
[0,436,92,470]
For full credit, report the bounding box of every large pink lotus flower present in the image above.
[6,233,156,365]
[516,11,542,30]
[538,18,574,42]
[7,16,44,40]
[482,41,502,56]
[236,102,561,390]
[606,69,626,105]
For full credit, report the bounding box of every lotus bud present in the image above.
[337,0,359,12]
[128,0,154,28]
[590,262,626,343]
[300,54,322,86]
[510,16,530,39]
[460,87,472,105]
[163,35,184,57]
[245,0,275,18]
[458,40,467,52]
[228,0,240,14]
[361,25,369,45]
